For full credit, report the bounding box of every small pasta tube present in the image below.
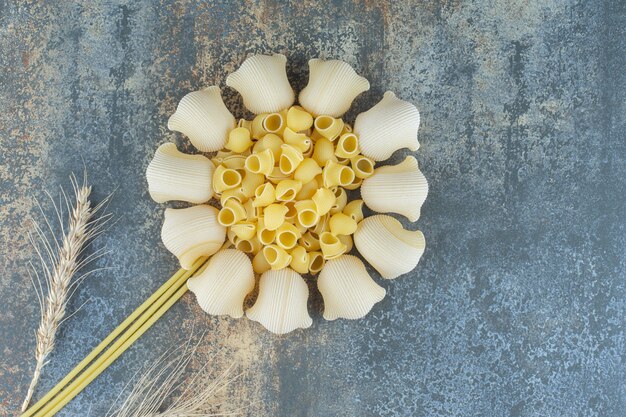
[241,172,266,198]
[252,250,271,274]
[266,167,291,184]
[312,138,337,167]
[231,221,257,240]
[238,118,252,130]
[253,133,283,160]
[343,199,364,223]
[263,112,285,134]
[218,199,247,227]
[289,246,310,274]
[283,127,312,152]
[245,148,274,176]
[275,223,302,250]
[253,182,276,207]
[294,158,322,183]
[283,201,298,223]
[244,199,261,221]
[251,113,268,139]
[341,123,353,134]
[323,160,355,188]
[279,144,304,175]
[314,115,344,141]
[342,176,363,190]
[338,234,353,253]
[287,106,314,131]
[225,127,253,152]
[275,179,303,201]
[296,179,319,200]
[311,187,335,216]
[351,155,375,179]
[256,217,276,245]
[295,200,320,229]
[213,165,242,193]
[330,187,347,214]
[264,203,289,230]
[329,212,358,235]
[235,236,262,254]
[312,213,330,235]
[263,245,292,270]
[319,232,347,260]
[219,188,246,206]
[334,133,360,159]
[308,251,325,274]
[300,231,321,251]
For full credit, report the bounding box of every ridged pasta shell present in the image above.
[318,255,386,320]
[354,91,420,161]
[226,54,294,114]
[168,86,235,152]
[187,249,254,318]
[246,268,312,334]
[146,143,214,204]
[354,215,425,279]
[161,205,226,270]
[299,59,370,117]
[361,156,428,221]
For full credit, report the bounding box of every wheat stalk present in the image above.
[21,172,112,412]
[107,333,245,417]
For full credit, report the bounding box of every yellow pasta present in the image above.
[263,245,292,270]
[294,200,320,229]
[279,144,304,175]
[287,106,314,131]
[264,203,289,230]
[294,158,322,183]
[312,213,329,235]
[225,127,253,153]
[319,232,347,260]
[283,127,312,152]
[314,115,344,141]
[243,199,261,221]
[275,179,303,201]
[252,250,271,274]
[283,201,297,223]
[296,179,319,200]
[275,223,302,250]
[266,167,291,184]
[218,199,246,227]
[311,187,335,216]
[262,112,285,134]
[351,155,375,179]
[312,138,337,167]
[289,246,310,274]
[235,236,262,254]
[341,123,352,134]
[343,199,364,223]
[253,133,283,160]
[343,177,363,191]
[256,217,276,246]
[231,221,257,240]
[329,212,358,235]
[308,251,325,274]
[227,227,237,246]
[335,133,360,159]
[300,231,321,251]
[245,148,274,176]
[330,187,347,214]
[238,118,252,130]
[212,150,235,166]
[338,234,353,252]
[241,172,265,198]
[253,182,276,207]
[213,165,242,193]
[251,113,268,139]
[323,160,355,188]
[219,188,246,206]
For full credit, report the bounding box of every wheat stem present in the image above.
[22,174,109,412]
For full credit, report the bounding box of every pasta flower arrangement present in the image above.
[146,54,428,334]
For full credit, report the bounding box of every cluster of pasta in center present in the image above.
[211,105,375,275]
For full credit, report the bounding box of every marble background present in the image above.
[1,1,624,416]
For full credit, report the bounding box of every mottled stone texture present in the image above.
[0,0,624,416]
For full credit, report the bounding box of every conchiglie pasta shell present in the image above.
[187,249,254,318]
[299,59,370,117]
[226,54,294,114]
[168,86,235,152]
[361,156,428,222]
[318,255,386,320]
[354,215,425,279]
[354,91,420,161]
[146,143,214,204]
[246,268,312,334]
[161,205,226,270]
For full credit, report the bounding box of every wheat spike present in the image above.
[21,172,112,412]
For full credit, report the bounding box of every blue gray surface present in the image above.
[1,1,625,416]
